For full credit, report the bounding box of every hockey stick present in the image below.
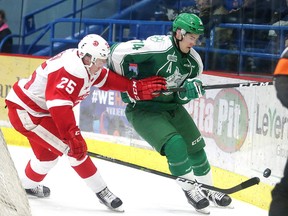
[88,152,260,194]
[157,87,186,93]
[203,81,273,90]
[157,81,273,93]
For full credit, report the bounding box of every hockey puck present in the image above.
[263,168,271,178]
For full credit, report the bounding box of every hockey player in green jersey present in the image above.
[108,13,232,214]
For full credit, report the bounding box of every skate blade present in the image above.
[26,194,50,199]
[224,203,234,209]
[99,200,125,212]
[196,206,210,215]
[111,206,125,213]
[211,202,234,209]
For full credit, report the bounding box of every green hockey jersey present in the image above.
[108,35,203,110]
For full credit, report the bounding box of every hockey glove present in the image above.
[64,128,87,161]
[178,79,205,101]
[127,76,167,100]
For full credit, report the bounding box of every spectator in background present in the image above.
[235,0,288,72]
[267,20,288,54]
[267,0,288,54]
[196,0,283,73]
[224,0,243,12]
[196,0,238,71]
[0,9,12,53]
[270,0,288,24]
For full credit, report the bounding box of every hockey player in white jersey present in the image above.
[5,34,166,212]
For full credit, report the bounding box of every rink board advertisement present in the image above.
[184,82,288,181]
[79,74,288,182]
[79,87,144,143]
[0,54,46,120]
[1,55,279,210]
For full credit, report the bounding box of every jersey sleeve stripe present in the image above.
[93,68,109,87]
[46,99,73,109]
[12,82,49,114]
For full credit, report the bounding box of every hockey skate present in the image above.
[25,185,50,198]
[96,187,124,212]
[183,183,210,214]
[202,189,233,208]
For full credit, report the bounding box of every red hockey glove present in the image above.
[127,76,167,100]
[64,128,87,161]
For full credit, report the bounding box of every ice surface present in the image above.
[8,146,268,216]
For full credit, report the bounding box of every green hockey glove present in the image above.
[178,79,205,101]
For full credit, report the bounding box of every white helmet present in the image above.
[78,34,110,63]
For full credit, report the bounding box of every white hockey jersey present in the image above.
[6,49,109,118]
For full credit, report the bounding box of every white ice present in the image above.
[9,145,268,216]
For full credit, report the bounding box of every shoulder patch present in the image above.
[145,35,172,51]
[148,35,166,42]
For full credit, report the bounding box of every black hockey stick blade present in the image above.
[209,177,260,194]
[88,152,260,194]
[155,81,273,93]
[203,81,273,90]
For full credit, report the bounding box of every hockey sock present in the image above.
[69,155,107,193]
[177,170,196,191]
[194,169,213,185]
[83,171,107,193]
[69,155,97,178]
[188,149,211,177]
[163,134,192,176]
[23,157,59,188]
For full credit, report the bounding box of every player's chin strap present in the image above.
[84,62,94,75]
[174,29,189,55]
[174,31,183,49]
[79,52,96,75]
[84,63,92,75]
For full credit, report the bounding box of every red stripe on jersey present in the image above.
[92,68,109,86]
[13,82,49,114]
[24,71,36,90]
[25,160,47,182]
[41,61,47,69]
[71,156,97,178]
